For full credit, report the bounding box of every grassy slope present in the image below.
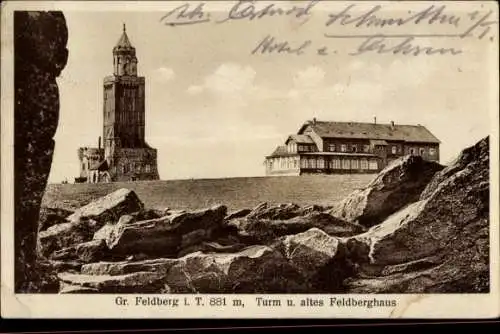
[42,174,375,212]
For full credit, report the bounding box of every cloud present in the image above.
[186,85,204,95]
[203,63,256,94]
[292,66,325,89]
[153,67,175,83]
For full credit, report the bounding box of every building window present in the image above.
[369,160,378,170]
[145,164,151,173]
[409,148,415,155]
[341,144,347,152]
[360,159,368,169]
[392,146,397,154]
[332,159,341,169]
[429,148,436,156]
[317,157,325,169]
[351,145,357,153]
[328,144,335,152]
[419,148,425,156]
[82,163,85,170]
[342,159,350,169]
[294,159,298,169]
[308,158,316,169]
[363,145,370,153]
[351,159,359,169]
[300,158,307,168]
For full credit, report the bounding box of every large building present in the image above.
[76,25,159,183]
[265,118,440,176]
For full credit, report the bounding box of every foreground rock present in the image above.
[329,155,443,227]
[38,207,74,232]
[226,211,364,243]
[59,245,307,293]
[272,228,352,292]
[66,188,143,224]
[38,189,144,259]
[344,137,489,293]
[100,205,227,258]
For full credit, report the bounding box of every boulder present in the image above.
[78,246,307,293]
[177,241,247,258]
[329,155,443,227]
[225,208,252,221]
[344,137,489,293]
[37,218,99,258]
[50,239,108,263]
[246,202,323,221]
[66,188,143,224]
[38,206,74,232]
[272,228,352,292]
[57,271,168,293]
[226,212,364,243]
[103,205,227,257]
[164,246,307,293]
[81,258,177,276]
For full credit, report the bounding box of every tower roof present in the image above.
[114,23,134,50]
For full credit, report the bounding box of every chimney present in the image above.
[390,120,395,130]
[312,117,317,125]
[98,136,101,150]
[374,116,377,124]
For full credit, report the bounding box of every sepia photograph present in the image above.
[1,0,499,318]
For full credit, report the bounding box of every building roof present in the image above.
[298,121,440,144]
[114,24,133,49]
[266,145,296,158]
[286,134,315,144]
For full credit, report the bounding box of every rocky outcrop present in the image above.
[38,206,74,232]
[38,218,99,258]
[50,239,108,263]
[329,155,443,227]
[227,211,364,243]
[344,137,489,293]
[35,138,489,294]
[15,11,68,292]
[38,189,144,259]
[64,245,307,293]
[66,188,143,224]
[272,228,352,292]
[101,205,227,258]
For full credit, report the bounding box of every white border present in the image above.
[1,1,499,319]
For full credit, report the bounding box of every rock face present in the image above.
[272,228,352,292]
[15,11,68,292]
[330,155,443,227]
[345,137,489,293]
[38,207,74,232]
[102,205,227,258]
[227,211,363,243]
[66,188,143,224]
[36,137,489,295]
[63,245,307,293]
[38,189,144,259]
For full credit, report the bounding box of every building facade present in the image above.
[76,25,159,183]
[265,119,440,176]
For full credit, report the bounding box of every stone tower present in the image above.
[103,23,145,157]
[77,24,159,183]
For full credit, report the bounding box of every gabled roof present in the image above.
[286,134,315,144]
[266,145,296,158]
[298,120,440,144]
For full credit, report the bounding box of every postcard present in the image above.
[1,0,499,319]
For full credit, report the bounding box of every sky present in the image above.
[48,1,498,183]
